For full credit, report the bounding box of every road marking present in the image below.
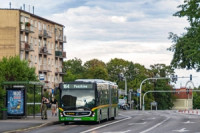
[173,128,189,132]
[80,115,131,133]
[128,122,146,125]
[184,120,195,123]
[103,130,131,133]
[142,117,155,120]
[140,117,170,133]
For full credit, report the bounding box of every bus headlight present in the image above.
[92,112,95,117]
[60,112,63,117]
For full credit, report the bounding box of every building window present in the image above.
[38,22,41,30]
[20,34,23,42]
[48,58,50,65]
[25,35,28,43]
[20,16,24,22]
[38,39,41,47]
[35,56,37,63]
[35,20,37,27]
[25,17,29,23]
[35,38,37,46]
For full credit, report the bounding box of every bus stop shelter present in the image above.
[2,81,44,119]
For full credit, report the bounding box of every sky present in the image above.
[1,0,199,88]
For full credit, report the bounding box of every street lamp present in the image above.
[119,73,128,103]
[139,77,171,110]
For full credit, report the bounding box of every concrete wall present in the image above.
[172,99,193,110]
[0,10,20,59]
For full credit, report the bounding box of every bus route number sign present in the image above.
[63,84,93,89]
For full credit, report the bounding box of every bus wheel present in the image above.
[64,122,69,125]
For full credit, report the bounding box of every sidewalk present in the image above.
[0,110,60,133]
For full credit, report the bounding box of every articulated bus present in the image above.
[58,79,118,124]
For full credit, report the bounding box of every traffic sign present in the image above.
[39,74,45,80]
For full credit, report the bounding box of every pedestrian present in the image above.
[41,96,49,120]
[50,97,58,116]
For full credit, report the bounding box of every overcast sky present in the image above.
[1,0,199,88]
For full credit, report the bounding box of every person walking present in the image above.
[50,97,58,116]
[41,96,49,120]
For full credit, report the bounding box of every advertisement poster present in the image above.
[7,90,24,115]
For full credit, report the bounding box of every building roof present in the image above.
[0,8,64,27]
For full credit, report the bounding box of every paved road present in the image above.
[20,110,200,133]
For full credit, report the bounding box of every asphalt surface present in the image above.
[1,110,200,133]
[0,110,59,133]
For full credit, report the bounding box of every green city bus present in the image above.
[58,79,118,124]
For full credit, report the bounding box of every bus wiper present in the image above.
[76,106,90,110]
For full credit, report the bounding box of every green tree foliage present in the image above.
[0,56,37,81]
[168,0,200,71]
[63,58,85,81]
[83,59,108,79]
[193,86,200,109]
[0,56,38,117]
[150,64,175,109]
[106,58,130,82]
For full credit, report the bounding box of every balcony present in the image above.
[55,35,66,43]
[20,24,34,33]
[55,67,65,75]
[38,30,51,38]
[62,52,66,58]
[39,46,51,55]
[20,42,34,51]
[55,51,66,58]
[39,64,51,72]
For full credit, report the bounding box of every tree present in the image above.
[168,0,200,71]
[193,86,200,109]
[63,58,85,82]
[83,59,108,79]
[0,56,37,81]
[106,58,130,82]
[0,56,37,117]
[150,64,175,109]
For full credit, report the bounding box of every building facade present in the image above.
[0,9,66,92]
[172,87,193,110]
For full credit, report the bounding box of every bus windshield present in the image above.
[61,89,95,110]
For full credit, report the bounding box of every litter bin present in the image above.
[1,108,7,120]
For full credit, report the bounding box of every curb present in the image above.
[3,121,61,133]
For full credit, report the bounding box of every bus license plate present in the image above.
[74,118,81,121]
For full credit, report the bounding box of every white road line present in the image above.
[173,128,189,132]
[183,121,195,124]
[142,117,155,120]
[140,117,170,133]
[128,122,146,125]
[80,115,131,133]
[103,130,131,133]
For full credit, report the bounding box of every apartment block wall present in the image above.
[0,10,20,59]
[0,9,66,93]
